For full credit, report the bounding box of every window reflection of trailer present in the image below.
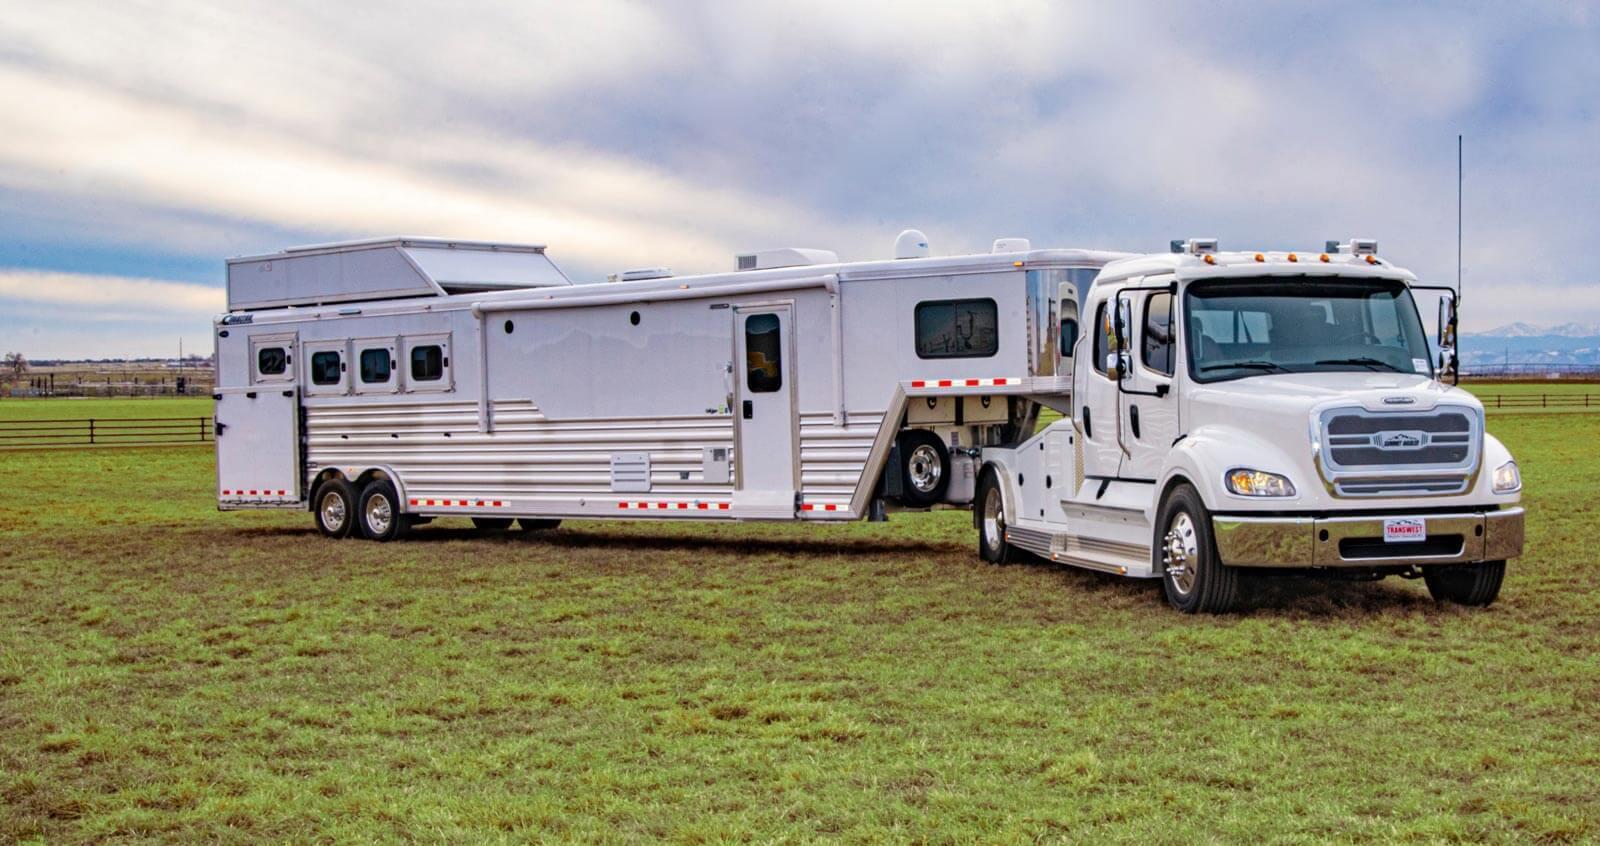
[213,234,1127,541]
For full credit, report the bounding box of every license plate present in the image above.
[1383,517,1427,543]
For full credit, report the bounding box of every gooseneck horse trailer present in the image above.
[214,234,1524,612]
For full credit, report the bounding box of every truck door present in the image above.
[732,304,798,518]
[1120,288,1180,481]
[215,386,302,505]
[1073,298,1123,488]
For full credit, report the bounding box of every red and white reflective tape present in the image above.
[800,502,846,512]
[909,377,1020,388]
[409,498,508,508]
[617,501,731,511]
[222,489,288,496]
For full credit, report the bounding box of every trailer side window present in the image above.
[257,347,288,376]
[915,298,998,359]
[310,351,342,386]
[744,313,783,393]
[410,345,444,382]
[1142,292,1174,376]
[359,348,392,383]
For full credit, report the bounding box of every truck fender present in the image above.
[975,460,1017,530]
[1157,425,1305,516]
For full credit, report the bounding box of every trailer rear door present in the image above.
[215,386,302,506]
[732,305,798,518]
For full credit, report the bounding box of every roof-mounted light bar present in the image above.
[1170,238,1219,256]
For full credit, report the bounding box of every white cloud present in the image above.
[0,269,224,316]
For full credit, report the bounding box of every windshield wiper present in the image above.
[1199,360,1294,374]
[1314,357,1405,373]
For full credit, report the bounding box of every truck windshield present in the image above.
[1184,277,1432,383]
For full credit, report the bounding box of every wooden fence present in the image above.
[0,417,213,449]
[1477,393,1599,410]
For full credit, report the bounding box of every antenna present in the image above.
[1457,134,1463,301]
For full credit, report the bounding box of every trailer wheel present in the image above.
[975,471,1021,565]
[517,518,562,531]
[312,478,358,539]
[1156,484,1240,614]
[1423,561,1505,607]
[896,429,950,507]
[471,517,514,532]
[357,479,410,542]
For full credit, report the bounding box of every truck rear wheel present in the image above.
[897,429,950,507]
[357,479,410,542]
[312,478,358,539]
[976,471,1021,564]
[1423,561,1504,607]
[1157,484,1240,614]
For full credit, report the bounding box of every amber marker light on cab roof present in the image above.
[1254,253,1265,262]
[1287,252,1298,262]
[1366,255,1380,265]
[1319,253,1330,263]
[1203,254,1216,264]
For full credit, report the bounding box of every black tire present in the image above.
[312,478,358,540]
[356,479,410,542]
[975,470,1022,564]
[517,518,562,531]
[897,429,950,507]
[471,517,514,532]
[1423,561,1505,607]
[1156,484,1240,614]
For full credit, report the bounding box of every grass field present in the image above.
[2,405,1599,842]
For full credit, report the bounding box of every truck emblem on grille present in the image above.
[1382,396,1414,405]
[1375,430,1427,448]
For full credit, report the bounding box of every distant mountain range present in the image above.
[1459,323,1600,367]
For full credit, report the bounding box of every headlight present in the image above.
[1226,468,1297,497]
[1492,460,1521,493]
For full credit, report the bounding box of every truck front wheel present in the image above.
[1156,484,1240,614]
[1423,561,1505,607]
[975,471,1020,565]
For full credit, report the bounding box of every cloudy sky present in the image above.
[1,1,1596,357]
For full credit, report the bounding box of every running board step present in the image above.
[1006,526,1151,576]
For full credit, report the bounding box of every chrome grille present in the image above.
[1317,405,1480,498]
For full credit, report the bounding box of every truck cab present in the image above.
[976,239,1524,612]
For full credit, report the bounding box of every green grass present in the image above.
[0,397,214,421]
[2,414,1599,842]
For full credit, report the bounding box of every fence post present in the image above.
[199,417,206,442]
[88,418,95,445]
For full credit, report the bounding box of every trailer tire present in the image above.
[517,519,562,531]
[1156,484,1240,614]
[312,478,358,540]
[472,517,514,532]
[896,429,950,507]
[975,471,1021,565]
[1423,561,1504,607]
[357,479,410,542]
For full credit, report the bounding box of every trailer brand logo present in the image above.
[1381,396,1414,405]
[1374,430,1427,449]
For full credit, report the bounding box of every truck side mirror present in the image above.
[1436,296,1459,385]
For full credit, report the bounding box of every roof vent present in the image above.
[608,266,673,283]
[894,229,930,259]
[991,237,1030,254]
[1171,238,1219,255]
[733,247,839,271]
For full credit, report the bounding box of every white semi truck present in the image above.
[213,234,1522,613]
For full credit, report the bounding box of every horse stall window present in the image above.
[257,347,288,376]
[403,333,452,393]
[360,348,391,383]
[915,298,998,359]
[249,334,296,384]
[310,351,342,385]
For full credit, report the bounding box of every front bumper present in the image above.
[1212,508,1524,568]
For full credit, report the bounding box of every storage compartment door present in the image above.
[216,387,302,505]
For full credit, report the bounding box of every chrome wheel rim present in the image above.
[365,494,393,536]
[1163,511,1199,596]
[320,491,347,531]
[907,444,943,493]
[982,486,1005,555]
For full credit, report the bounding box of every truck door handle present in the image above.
[742,400,753,419]
[1130,404,1141,439]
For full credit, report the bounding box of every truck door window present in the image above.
[310,351,341,385]
[410,345,444,382]
[915,298,998,359]
[1141,292,1174,376]
[257,347,288,376]
[359,348,392,384]
[744,314,782,393]
[1091,303,1108,376]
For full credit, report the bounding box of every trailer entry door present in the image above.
[215,387,302,506]
[733,305,798,517]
